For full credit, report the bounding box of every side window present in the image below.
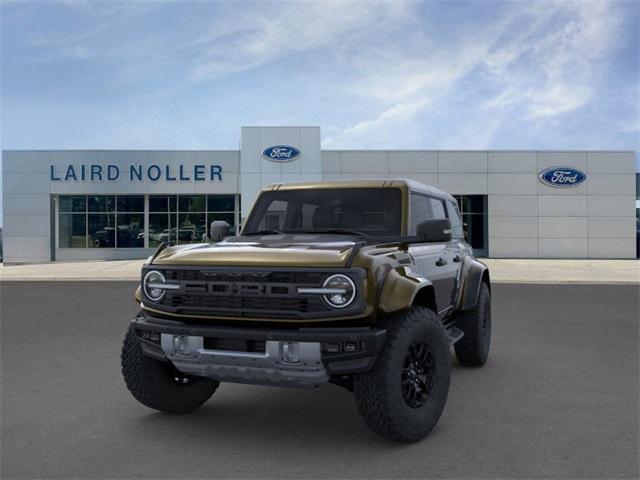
[429,198,447,220]
[409,193,432,234]
[446,200,464,238]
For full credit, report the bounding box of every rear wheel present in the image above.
[121,325,219,414]
[353,306,451,442]
[454,282,491,366]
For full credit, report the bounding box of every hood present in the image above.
[151,235,359,268]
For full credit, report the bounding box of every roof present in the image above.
[264,178,455,202]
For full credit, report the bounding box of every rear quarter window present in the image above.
[446,200,464,238]
[429,198,447,220]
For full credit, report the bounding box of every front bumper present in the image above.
[133,313,386,388]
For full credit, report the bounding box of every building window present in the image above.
[59,213,87,248]
[58,194,238,249]
[149,195,177,247]
[148,194,237,247]
[453,195,487,256]
[115,196,145,248]
[58,195,144,248]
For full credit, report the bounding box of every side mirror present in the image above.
[209,221,231,242]
[416,219,452,243]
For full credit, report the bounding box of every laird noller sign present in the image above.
[50,163,223,182]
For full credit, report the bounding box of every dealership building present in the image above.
[1,126,637,263]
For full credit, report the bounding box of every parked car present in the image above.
[121,180,491,442]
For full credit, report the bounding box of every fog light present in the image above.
[173,335,190,355]
[282,342,300,363]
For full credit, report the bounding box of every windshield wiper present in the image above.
[302,229,370,238]
[243,229,284,236]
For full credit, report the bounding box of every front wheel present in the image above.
[121,325,219,414]
[353,306,451,442]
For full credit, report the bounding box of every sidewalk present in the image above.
[1,259,638,284]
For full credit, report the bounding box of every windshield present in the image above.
[243,188,402,237]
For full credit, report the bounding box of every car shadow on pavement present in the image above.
[124,382,442,449]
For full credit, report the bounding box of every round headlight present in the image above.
[143,270,166,302]
[322,274,356,308]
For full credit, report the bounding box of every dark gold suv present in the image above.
[122,180,491,442]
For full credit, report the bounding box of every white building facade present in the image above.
[2,126,637,263]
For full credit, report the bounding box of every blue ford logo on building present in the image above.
[262,145,301,162]
[538,166,586,187]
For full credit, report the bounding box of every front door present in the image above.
[408,193,459,314]
[409,242,457,314]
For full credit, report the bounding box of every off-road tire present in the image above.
[121,325,219,414]
[454,282,491,366]
[353,306,451,442]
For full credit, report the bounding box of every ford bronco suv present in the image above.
[121,180,491,442]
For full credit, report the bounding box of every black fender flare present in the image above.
[457,257,490,311]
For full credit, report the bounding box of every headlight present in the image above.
[322,274,356,308]
[143,270,166,302]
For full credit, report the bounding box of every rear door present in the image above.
[444,198,466,300]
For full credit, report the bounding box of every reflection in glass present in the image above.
[59,194,239,249]
[59,196,86,213]
[149,196,168,212]
[117,196,144,212]
[88,214,115,248]
[207,195,235,212]
[59,214,86,247]
[116,213,145,247]
[88,196,115,212]
[178,195,206,212]
[149,213,175,247]
[178,213,205,244]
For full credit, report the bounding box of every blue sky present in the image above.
[1,0,639,223]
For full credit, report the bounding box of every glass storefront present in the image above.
[58,194,238,249]
[58,192,480,252]
[452,195,487,256]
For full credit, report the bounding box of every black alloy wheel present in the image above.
[401,340,436,409]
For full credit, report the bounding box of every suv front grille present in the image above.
[144,267,366,320]
[169,294,320,314]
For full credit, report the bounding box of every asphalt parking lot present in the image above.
[1,282,638,479]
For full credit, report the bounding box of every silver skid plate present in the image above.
[161,334,329,388]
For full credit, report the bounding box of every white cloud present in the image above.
[189,1,409,79]
[22,0,411,81]
[3,0,636,153]
[325,0,628,147]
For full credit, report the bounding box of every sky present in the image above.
[0,0,639,223]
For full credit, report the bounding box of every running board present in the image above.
[447,327,464,346]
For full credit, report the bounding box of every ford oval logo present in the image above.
[538,166,586,188]
[261,145,301,162]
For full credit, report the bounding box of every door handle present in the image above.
[453,255,461,263]
[435,257,447,267]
